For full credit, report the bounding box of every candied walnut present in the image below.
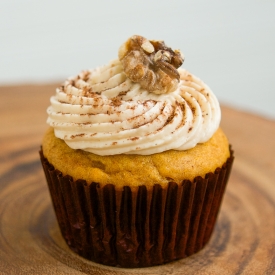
[118,35,184,94]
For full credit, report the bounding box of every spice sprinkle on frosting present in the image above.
[47,35,221,155]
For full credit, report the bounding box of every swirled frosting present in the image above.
[47,59,221,155]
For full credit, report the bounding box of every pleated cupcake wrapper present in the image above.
[39,148,234,268]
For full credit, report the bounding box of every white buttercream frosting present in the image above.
[47,59,221,155]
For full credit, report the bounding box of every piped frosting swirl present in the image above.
[47,58,221,155]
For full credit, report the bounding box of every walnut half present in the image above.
[118,35,184,94]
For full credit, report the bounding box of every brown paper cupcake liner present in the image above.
[39,148,234,268]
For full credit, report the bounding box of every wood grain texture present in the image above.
[0,84,275,274]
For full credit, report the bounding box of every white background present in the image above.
[1,0,275,119]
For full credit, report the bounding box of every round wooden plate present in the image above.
[0,84,275,274]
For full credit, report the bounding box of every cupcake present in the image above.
[40,35,234,268]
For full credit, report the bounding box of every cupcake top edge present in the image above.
[47,35,221,156]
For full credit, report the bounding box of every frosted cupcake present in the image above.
[40,35,234,268]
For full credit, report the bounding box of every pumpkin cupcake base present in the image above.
[39,148,234,268]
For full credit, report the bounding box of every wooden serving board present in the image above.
[0,84,275,274]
